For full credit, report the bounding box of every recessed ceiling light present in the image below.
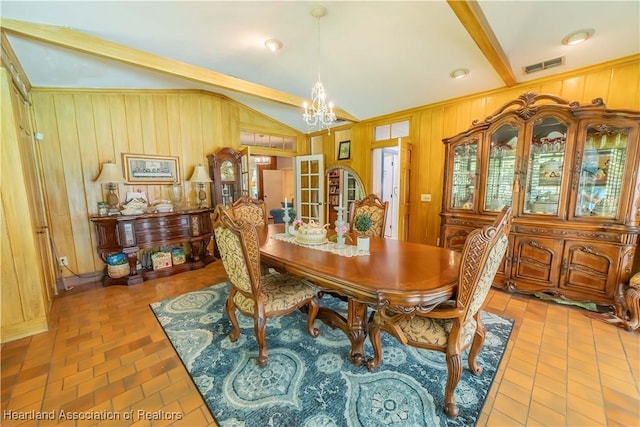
[562,29,594,46]
[450,68,469,79]
[265,39,283,52]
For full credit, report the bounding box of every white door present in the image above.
[295,154,325,224]
[263,170,284,215]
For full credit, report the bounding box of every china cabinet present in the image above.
[440,93,640,318]
[207,147,242,208]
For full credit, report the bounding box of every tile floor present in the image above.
[2,262,639,426]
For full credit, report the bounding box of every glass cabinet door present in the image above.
[574,124,631,218]
[450,139,479,210]
[484,123,519,212]
[523,116,568,215]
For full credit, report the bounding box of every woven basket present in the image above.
[107,263,129,278]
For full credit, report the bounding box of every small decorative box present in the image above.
[171,247,186,265]
[151,252,172,270]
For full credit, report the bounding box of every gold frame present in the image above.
[121,153,180,185]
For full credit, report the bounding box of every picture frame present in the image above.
[122,153,181,185]
[338,140,351,160]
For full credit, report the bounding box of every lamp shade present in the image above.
[189,164,212,183]
[95,161,125,183]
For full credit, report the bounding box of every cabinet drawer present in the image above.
[135,215,189,231]
[511,235,563,288]
[560,241,620,296]
[441,225,474,252]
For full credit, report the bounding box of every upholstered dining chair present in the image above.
[212,205,320,367]
[229,196,268,226]
[366,206,512,418]
[349,193,389,237]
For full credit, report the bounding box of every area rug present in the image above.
[150,283,514,427]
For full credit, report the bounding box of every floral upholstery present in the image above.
[212,205,319,367]
[233,273,317,314]
[367,206,512,419]
[214,223,253,293]
[229,196,267,226]
[350,194,388,237]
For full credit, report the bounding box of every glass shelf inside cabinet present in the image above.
[484,124,519,211]
[575,125,630,218]
[524,117,568,215]
[451,141,478,210]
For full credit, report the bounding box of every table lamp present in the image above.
[95,161,126,214]
[189,164,213,207]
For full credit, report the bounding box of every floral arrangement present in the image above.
[292,219,306,231]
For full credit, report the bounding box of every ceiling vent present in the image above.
[523,56,565,75]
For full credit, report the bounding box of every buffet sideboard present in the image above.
[91,208,215,286]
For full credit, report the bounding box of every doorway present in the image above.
[253,156,294,221]
[372,147,399,239]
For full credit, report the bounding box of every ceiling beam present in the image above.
[0,18,360,123]
[447,0,517,87]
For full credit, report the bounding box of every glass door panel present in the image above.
[524,117,568,215]
[484,123,519,211]
[295,154,324,224]
[450,140,478,210]
[575,125,630,218]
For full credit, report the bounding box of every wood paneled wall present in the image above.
[314,55,640,245]
[1,69,49,341]
[29,90,303,278]
[29,55,639,280]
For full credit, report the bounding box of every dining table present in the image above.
[257,224,461,365]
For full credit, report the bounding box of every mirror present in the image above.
[326,165,365,224]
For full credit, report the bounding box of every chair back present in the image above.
[456,206,512,321]
[349,193,389,237]
[229,196,267,227]
[212,205,262,298]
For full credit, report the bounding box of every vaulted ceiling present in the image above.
[2,1,639,133]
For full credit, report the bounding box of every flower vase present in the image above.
[357,235,370,252]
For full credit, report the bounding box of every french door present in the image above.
[295,154,325,224]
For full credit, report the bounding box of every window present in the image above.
[374,120,409,141]
[240,131,296,150]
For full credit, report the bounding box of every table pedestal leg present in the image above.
[316,297,369,366]
[347,299,368,365]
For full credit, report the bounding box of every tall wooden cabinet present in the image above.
[440,93,640,318]
[207,147,242,208]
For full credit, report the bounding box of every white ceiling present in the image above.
[2,1,639,133]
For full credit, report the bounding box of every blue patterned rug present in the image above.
[150,283,513,426]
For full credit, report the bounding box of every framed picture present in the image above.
[338,140,351,160]
[122,153,181,185]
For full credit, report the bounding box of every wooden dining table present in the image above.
[257,224,461,365]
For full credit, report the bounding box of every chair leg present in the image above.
[254,317,268,367]
[306,297,320,338]
[225,294,240,342]
[468,313,486,375]
[444,352,462,418]
[366,323,383,371]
